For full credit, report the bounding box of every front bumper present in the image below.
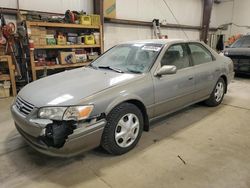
[11,104,106,157]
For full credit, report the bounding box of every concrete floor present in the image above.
[0,77,250,188]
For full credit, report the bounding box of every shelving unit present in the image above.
[26,21,103,80]
[34,44,101,49]
[34,61,91,70]
[0,55,17,96]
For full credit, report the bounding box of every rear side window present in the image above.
[189,43,213,65]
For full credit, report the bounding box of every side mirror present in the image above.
[155,65,177,76]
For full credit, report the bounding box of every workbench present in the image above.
[0,55,17,96]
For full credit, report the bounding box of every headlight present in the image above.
[38,107,67,120]
[38,105,94,121]
[63,105,94,121]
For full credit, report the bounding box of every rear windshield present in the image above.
[231,36,250,48]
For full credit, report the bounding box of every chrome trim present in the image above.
[15,96,35,116]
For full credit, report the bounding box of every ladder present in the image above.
[152,19,162,39]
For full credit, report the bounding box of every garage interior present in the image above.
[0,0,250,187]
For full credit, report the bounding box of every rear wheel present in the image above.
[101,103,143,155]
[205,78,225,107]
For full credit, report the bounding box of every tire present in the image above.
[205,77,226,107]
[101,103,144,155]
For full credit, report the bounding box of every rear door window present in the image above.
[188,43,213,65]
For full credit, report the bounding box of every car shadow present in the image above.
[2,103,222,187]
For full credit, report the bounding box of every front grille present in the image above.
[15,96,35,116]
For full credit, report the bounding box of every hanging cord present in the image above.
[229,0,235,36]
[162,0,189,39]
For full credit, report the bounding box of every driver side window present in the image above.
[161,44,190,70]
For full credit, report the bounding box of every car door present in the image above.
[188,43,219,101]
[152,43,195,117]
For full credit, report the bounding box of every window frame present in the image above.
[187,42,216,66]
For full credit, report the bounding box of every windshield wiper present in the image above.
[126,68,142,74]
[97,66,124,73]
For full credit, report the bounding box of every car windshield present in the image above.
[91,43,163,73]
[230,36,250,48]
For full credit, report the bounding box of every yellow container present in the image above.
[80,15,91,25]
[90,14,100,26]
[84,35,95,45]
[57,35,67,45]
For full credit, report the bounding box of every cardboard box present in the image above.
[30,27,40,35]
[104,0,116,18]
[0,81,10,98]
[30,27,46,37]
[47,29,56,35]
[39,37,47,46]
[38,27,47,36]
[59,52,76,64]
[75,54,87,63]
[30,36,40,46]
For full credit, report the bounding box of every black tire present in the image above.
[101,103,144,155]
[205,78,226,107]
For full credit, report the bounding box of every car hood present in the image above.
[224,48,250,56]
[19,67,141,107]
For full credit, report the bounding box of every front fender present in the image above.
[105,93,145,115]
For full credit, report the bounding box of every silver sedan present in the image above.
[11,39,234,157]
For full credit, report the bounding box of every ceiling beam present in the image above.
[104,17,218,31]
[200,0,214,43]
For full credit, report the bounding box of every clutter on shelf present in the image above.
[23,10,103,80]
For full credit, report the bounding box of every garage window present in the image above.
[189,43,213,65]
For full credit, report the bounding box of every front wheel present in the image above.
[101,103,143,155]
[205,78,226,107]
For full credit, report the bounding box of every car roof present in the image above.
[121,39,201,45]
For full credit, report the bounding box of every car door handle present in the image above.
[188,77,193,80]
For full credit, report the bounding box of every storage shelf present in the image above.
[35,62,91,70]
[26,21,100,29]
[0,74,10,81]
[0,56,17,96]
[27,20,103,80]
[34,44,100,49]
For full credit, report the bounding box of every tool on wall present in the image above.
[0,13,6,45]
[152,19,162,39]
[0,12,22,79]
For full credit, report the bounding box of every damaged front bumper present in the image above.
[11,104,106,157]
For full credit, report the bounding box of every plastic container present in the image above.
[93,32,100,45]
[29,39,34,50]
[80,15,91,25]
[90,14,100,26]
[84,35,95,45]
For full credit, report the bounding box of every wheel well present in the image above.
[125,100,150,132]
[220,75,228,93]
